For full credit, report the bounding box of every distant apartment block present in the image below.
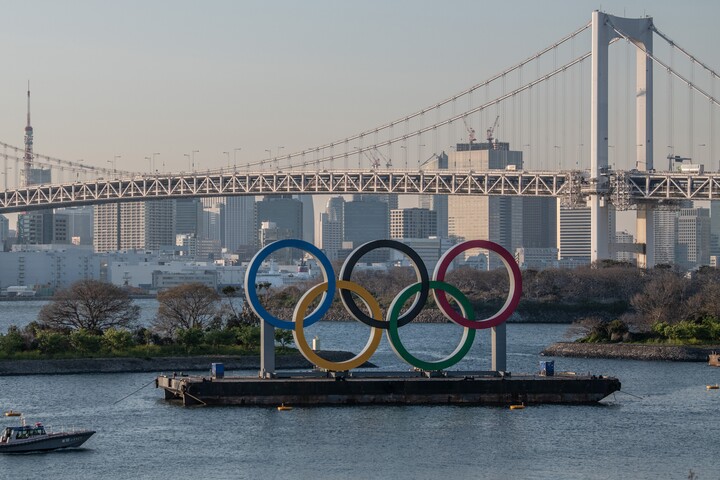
[390,208,437,239]
[94,200,175,252]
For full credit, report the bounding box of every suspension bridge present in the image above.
[1,11,718,268]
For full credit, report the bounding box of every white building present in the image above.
[94,200,175,253]
[0,245,101,290]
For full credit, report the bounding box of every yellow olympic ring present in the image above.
[293,280,384,372]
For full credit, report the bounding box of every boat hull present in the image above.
[157,371,621,406]
[0,431,95,453]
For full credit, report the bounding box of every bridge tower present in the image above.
[23,82,34,187]
[591,11,654,267]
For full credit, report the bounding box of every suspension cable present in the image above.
[238,52,594,171]
[242,22,592,170]
[608,22,720,109]
[652,25,720,80]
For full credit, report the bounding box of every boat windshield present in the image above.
[10,425,46,440]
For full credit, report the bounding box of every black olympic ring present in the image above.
[338,239,430,329]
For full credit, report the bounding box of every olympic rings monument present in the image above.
[157,239,620,406]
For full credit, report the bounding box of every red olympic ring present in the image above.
[432,240,522,329]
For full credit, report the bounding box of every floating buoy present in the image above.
[707,384,719,390]
[277,403,293,411]
[4,410,22,417]
[509,403,525,410]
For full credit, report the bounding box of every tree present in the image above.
[38,280,140,333]
[630,270,688,327]
[153,283,220,336]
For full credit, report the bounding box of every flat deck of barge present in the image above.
[156,371,620,406]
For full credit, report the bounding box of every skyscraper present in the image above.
[254,196,303,256]
[93,200,175,252]
[224,196,255,253]
[447,142,555,267]
[344,197,389,262]
[390,208,437,239]
[320,197,345,260]
[676,207,710,270]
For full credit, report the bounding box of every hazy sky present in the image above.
[2,0,718,177]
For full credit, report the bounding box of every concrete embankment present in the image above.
[0,351,368,376]
[542,342,720,362]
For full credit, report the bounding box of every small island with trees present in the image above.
[1,260,719,372]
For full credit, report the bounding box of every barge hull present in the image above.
[156,372,620,406]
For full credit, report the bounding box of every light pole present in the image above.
[264,149,271,171]
[192,150,199,172]
[400,145,407,169]
[113,155,121,176]
[276,146,284,170]
[234,148,241,170]
[2,166,11,190]
[153,152,160,173]
[223,151,230,169]
[184,153,191,171]
[145,156,151,173]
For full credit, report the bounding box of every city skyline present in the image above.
[1,1,718,175]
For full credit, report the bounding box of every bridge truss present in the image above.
[0,169,717,214]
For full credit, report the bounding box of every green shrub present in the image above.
[0,326,26,354]
[176,328,204,352]
[70,329,103,354]
[231,325,261,348]
[203,329,236,348]
[102,328,135,352]
[36,331,72,355]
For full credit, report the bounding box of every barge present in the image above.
[156,371,621,407]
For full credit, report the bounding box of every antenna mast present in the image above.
[23,82,34,186]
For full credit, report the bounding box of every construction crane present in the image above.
[666,154,691,171]
[486,115,500,144]
[462,117,476,144]
[363,151,381,170]
[419,153,439,170]
[374,147,392,168]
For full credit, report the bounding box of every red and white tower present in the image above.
[23,82,34,186]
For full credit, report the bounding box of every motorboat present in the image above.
[0,419,95,453]
[4,411,22,417]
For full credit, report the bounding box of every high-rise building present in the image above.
[709,201,720,258]
[557,204,616,265]
[55,206,94,245]
[320,197,345,260]
[557,206,591,262]
[298,195,315,244]
[653,209,678,265]
[93,200,175,253]
[419,152,449,238]
[254,196,303,253]
[676,207,711,270]
[224,196,255,253]
[0,215,9,251]
[344,197,389,262]
[614,230,635,263]
[447,142,554,266]
[390,208,437,239]
[175,199,203,237]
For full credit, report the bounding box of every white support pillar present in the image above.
[259,320,275,378]
[590,11,611,263]
[591,11,654,265]
[491,324,507,372]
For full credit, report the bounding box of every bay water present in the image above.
[0,301,718,479]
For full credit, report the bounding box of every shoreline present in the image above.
[542,342,720,362]
[0,351,370,376]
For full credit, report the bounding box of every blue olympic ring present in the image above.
[243,239,335,330]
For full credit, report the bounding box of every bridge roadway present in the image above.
[0,169,718,214]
